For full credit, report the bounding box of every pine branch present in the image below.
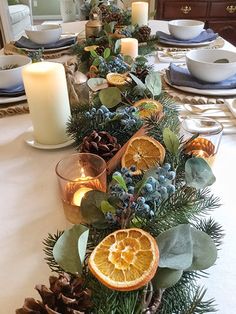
[42,231,64,273]
[193,217,225,248]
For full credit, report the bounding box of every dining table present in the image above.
[1,19,236,314]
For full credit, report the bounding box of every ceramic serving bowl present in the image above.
[168,19,204,40]
[186,49,236,83]
[25,24,62,44]
[0,55,32,89]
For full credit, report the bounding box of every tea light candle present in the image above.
[73,187,93,206]
[22,61,71,145]
[132,2,149,26]
[120,38,138,59]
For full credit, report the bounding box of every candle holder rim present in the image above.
[55,152,107,182]
[181,115,223,135]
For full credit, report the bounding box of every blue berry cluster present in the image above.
[139,163,176,206]
[98,54,129,77]
[84,105,140,131]
[105,164,177,225]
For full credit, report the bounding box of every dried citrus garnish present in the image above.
[84,45,99,52]
[88,228,159,291]
[121,135,165,174]
[106,73,129,86]
[133,99,163,118]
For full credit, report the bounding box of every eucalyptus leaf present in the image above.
[145,72,162,96]
[124,55,134,65]
[152,267,183,289]
[80,190,107,225]
[90,50,98,58]
[53,225,89,275]
[157,224,193,270]
[92,57,100,66]
[87,78,108,92]
[135,177,148,196]
[129,73,146,90]
[114,39,121,54]
[101,200,116,214]
[112,174,128,192]
[188,228,217,270]
[99,87,122,108]
[163,128,180,155]
[185,157,216,189]
[103,47,111,59]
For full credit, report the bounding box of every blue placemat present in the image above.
[166,63,236,90]
[15,36,77,50]
[0,83,25,97]
[157,29,218,44]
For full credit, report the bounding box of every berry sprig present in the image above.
[106,164,176,227]
[84,105,142,132]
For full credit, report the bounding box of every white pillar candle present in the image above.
[22,62,71,145]
[132,2,149,27]
[120,38,138,59]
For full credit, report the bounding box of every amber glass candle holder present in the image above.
[181,116,223,166]
[55,153,107,224]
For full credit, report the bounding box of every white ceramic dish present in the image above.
[24,127,74,150]
[0,94,26,105]
[0,55,31,89]
[186,49,236,83]
[168,19,204,40]
[25,24,62,44]
[158,38,212,47]
[164,74,236,96]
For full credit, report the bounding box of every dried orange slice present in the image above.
[106,73,129,86]
[133,99,163,118]
[88,228,159,291]
[121,135,165,174]
[84,45,99,52]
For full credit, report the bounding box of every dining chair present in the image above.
[0,0,33,44]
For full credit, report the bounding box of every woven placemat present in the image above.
[3,42,75,59]
[0,101,29,118]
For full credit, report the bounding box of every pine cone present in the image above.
[134,25,151,42]
[80,130,121,161]
[132,66,149,82]
[95,46,105,55]
[16,273,92,314]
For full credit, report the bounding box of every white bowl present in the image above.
[25,25,62,44]
[168,19,204,40]
[186,49,236,83]
[0,55,32,89]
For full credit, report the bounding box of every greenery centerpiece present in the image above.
[16,6,224,314]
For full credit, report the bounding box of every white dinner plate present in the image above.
[164,74,236,96]
[0,94,27,104]
[158,38,212,47]
[24,127,74,150]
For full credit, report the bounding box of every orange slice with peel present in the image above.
[88,228,159,291]
[133,98,163,118]
[121,135,165,174]
[106,73,129,86]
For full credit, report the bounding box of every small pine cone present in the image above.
[95,46,105,55]
[80,130,121,161]
[135,25,151,42]
[133,67,149,82]
[16,273,92,314]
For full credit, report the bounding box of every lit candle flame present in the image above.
[73,187,93,206]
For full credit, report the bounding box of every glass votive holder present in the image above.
[181,116,223,166]
[55,153,107,224]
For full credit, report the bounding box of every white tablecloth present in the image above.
[1,20,236,313]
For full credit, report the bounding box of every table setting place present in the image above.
[1,2,236,313]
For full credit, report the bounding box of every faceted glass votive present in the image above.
[181,116,223,166]
[55,153,107,224]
